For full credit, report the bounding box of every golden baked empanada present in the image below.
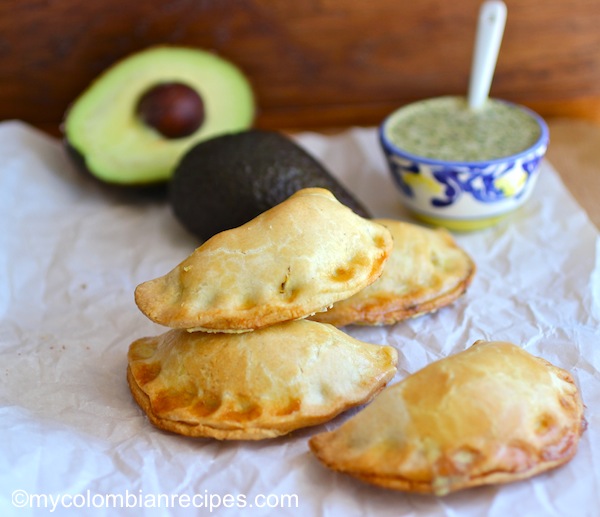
[309,340,586,495]
[127,319,398,440]
[311,220,475,326]
[135,188,392,332]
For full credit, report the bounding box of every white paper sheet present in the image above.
[1,120,598,516]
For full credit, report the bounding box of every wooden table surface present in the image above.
[545,118,600,230]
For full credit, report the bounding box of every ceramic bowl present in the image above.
[379,98,549,231]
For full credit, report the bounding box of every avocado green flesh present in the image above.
[64,46,254,185]
[169,129,371,241]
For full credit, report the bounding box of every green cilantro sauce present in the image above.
[386,96,541,162]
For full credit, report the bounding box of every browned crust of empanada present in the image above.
[134,189,393,333]
[311,427,583,494]
[352,450,581,494]
[127,365,393,440]
[311,220,476,327]
[126,320,398,440]
[308,341,586,495]
[127,365,285,440]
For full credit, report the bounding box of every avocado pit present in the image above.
[136,82,205,139]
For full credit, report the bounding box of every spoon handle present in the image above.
[468,1,507,110]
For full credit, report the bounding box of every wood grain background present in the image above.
[2,0,600,135]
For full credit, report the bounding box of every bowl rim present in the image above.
[379,96,549,168]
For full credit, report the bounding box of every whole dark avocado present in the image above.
[169,129,371,241]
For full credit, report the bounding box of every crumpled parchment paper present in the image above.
[1,120,598,516]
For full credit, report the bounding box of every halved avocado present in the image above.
[63,46,255,186]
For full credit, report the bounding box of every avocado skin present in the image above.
[64,138,168,197]
[169,129,371,241]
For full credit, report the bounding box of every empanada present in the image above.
[311,220,475,326]
[135,188,392,333]
[309,340,586,495]
[127,319,398,440]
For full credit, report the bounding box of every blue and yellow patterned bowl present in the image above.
[379,99,549,231]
